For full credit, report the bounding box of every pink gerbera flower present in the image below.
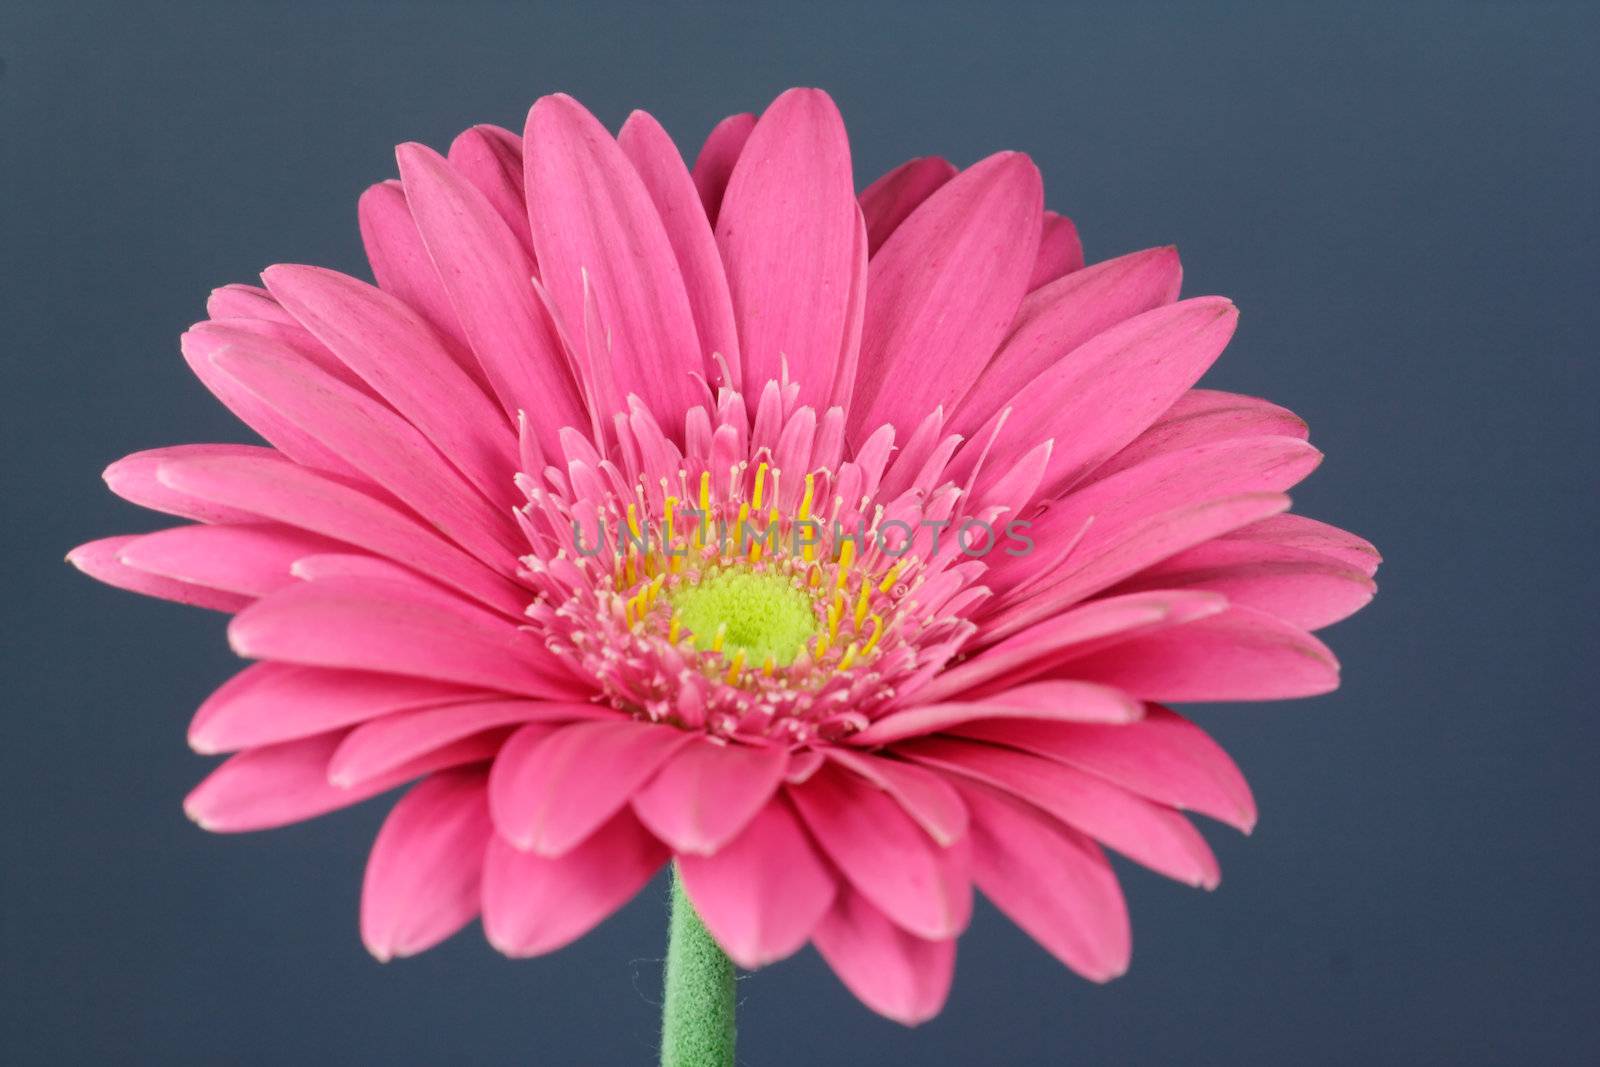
[71,87,1377,1036]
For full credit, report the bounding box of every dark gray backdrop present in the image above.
[4,2,1597,1064]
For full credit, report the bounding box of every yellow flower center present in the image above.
[666,567,819,668]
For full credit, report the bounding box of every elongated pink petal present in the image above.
[676,798,836,969]
[952,246,1184,436]
[788,763,971,941]
[154,449,526,616]
[332,700,609,788]
[489,719,694,856]
[357,180,476,367]
[858,156,957,254]
[691,112,755,223]
[228,579,577,698]
[956,779,1129,980]
[183,730,499,833]
[482,810,667,957]
[1088,389,1309,482]
[103,445,271,525]
[117,523,340,598]
[206,283,295,325]
[955,705,1257,832]
[361,769,493,960]
[189,663,481,754]
[619,110,743,390]
[811,886,956,1026]
[824,750,969,846]
[261,264,516,508]
[524,94,705,429]
[902,737,1220,888]
[67,535,250,612]
[1064,604,1341,701]
[1028,210,1085,289]
[853,680,1142,745]
[1223,513,1383,577]
[630,737,788,855]
[716,88,858,409]
[849,152,1044,442]
[396,143,585,453]
[446,125,533,259]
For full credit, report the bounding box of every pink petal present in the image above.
[1223,513,1382,577]
[103,444,272,525]
[188,663,481,754]
[676,799,837,969]
[446,125,534,259]
[956,778,1129,980]
[951,246,1184,437]
[523,94,705,429]
[395,142,586,454]
[1027,210,1085,290]
[1064,604,1341,701]
[357,180,477,369]
[489,719,694,856]
[716,88,858,409]
[183,730,499,833]
[954,705,1257,832]
[901,737,1220,889]
[227,578,577,698]
[360,769,493,960]
[824,750,969,846]
[260,264,516,509]
[117,523,340,598]
[67,534,249,613]
[849,152,1044,443]
[630,737,788,855]
[691,112,755,223]
[154,449,526,616]
[206,283,295,325]
[787,763,971,941]
[811,886,956,1026]
[619,110,743,392]
[332,700,609,788]
[1088,388,1310,482]
[858,156,957,254]
[852,680,1142,745]
[482,810,667,957]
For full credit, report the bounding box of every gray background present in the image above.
[3,2,1597,1063]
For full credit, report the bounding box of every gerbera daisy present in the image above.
[70,87,1377,1053]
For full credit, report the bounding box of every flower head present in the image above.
[71,88,1378,1024]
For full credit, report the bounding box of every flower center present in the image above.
[666,567,819,667]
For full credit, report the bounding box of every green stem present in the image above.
[660,864,736,1067]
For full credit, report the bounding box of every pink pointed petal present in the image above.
[1064,604,1341,701]
[154,449,526,616]
[824,750,969,846]
[67,535,249,613]
[489,719,694,856]
[524,94,705,428]
[901,737,1220,889]
[117,523,340,598]
[482,810,667,957]
[183,730,499,833]
[811,886,956,1026]
[447,125,533,259]
[716,88,857,409]
[630,737,788,855]
[787,763,971,941]
[691,112,755,223]
[676,799,836,969]
[1088,388,1310,482]
[227,578,577,699]
[361,769,493,960]
[619,110,742,389]
[1223,513,1382,577]
[1109,537,1376,630]
[208,337,522,567]
[1027,211,1084,290]
[954,705,1256,832]
[852,680,1142,745]
[260,264,516,508]
[188,663,481,754]
[333,700,610,788]
[206,283,295,325]
[103,445,273,524]
[858,156,957,254]
[951,246,1184,436]
[357,180,476,365]
[956,779,1130,980]
[395,143,585,452]
[849,152,1044,442]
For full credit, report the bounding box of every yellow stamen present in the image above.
[853,582,872,629]
[668,612,682,644]
[862,614,885,655]
[838,641,860,671]
[878,561,903,594]
[710,621,727,654]
[724,649,746,684]
[835,539,856,592]
[752,462,768,510]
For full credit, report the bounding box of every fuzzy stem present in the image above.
[660,864,736,1067]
